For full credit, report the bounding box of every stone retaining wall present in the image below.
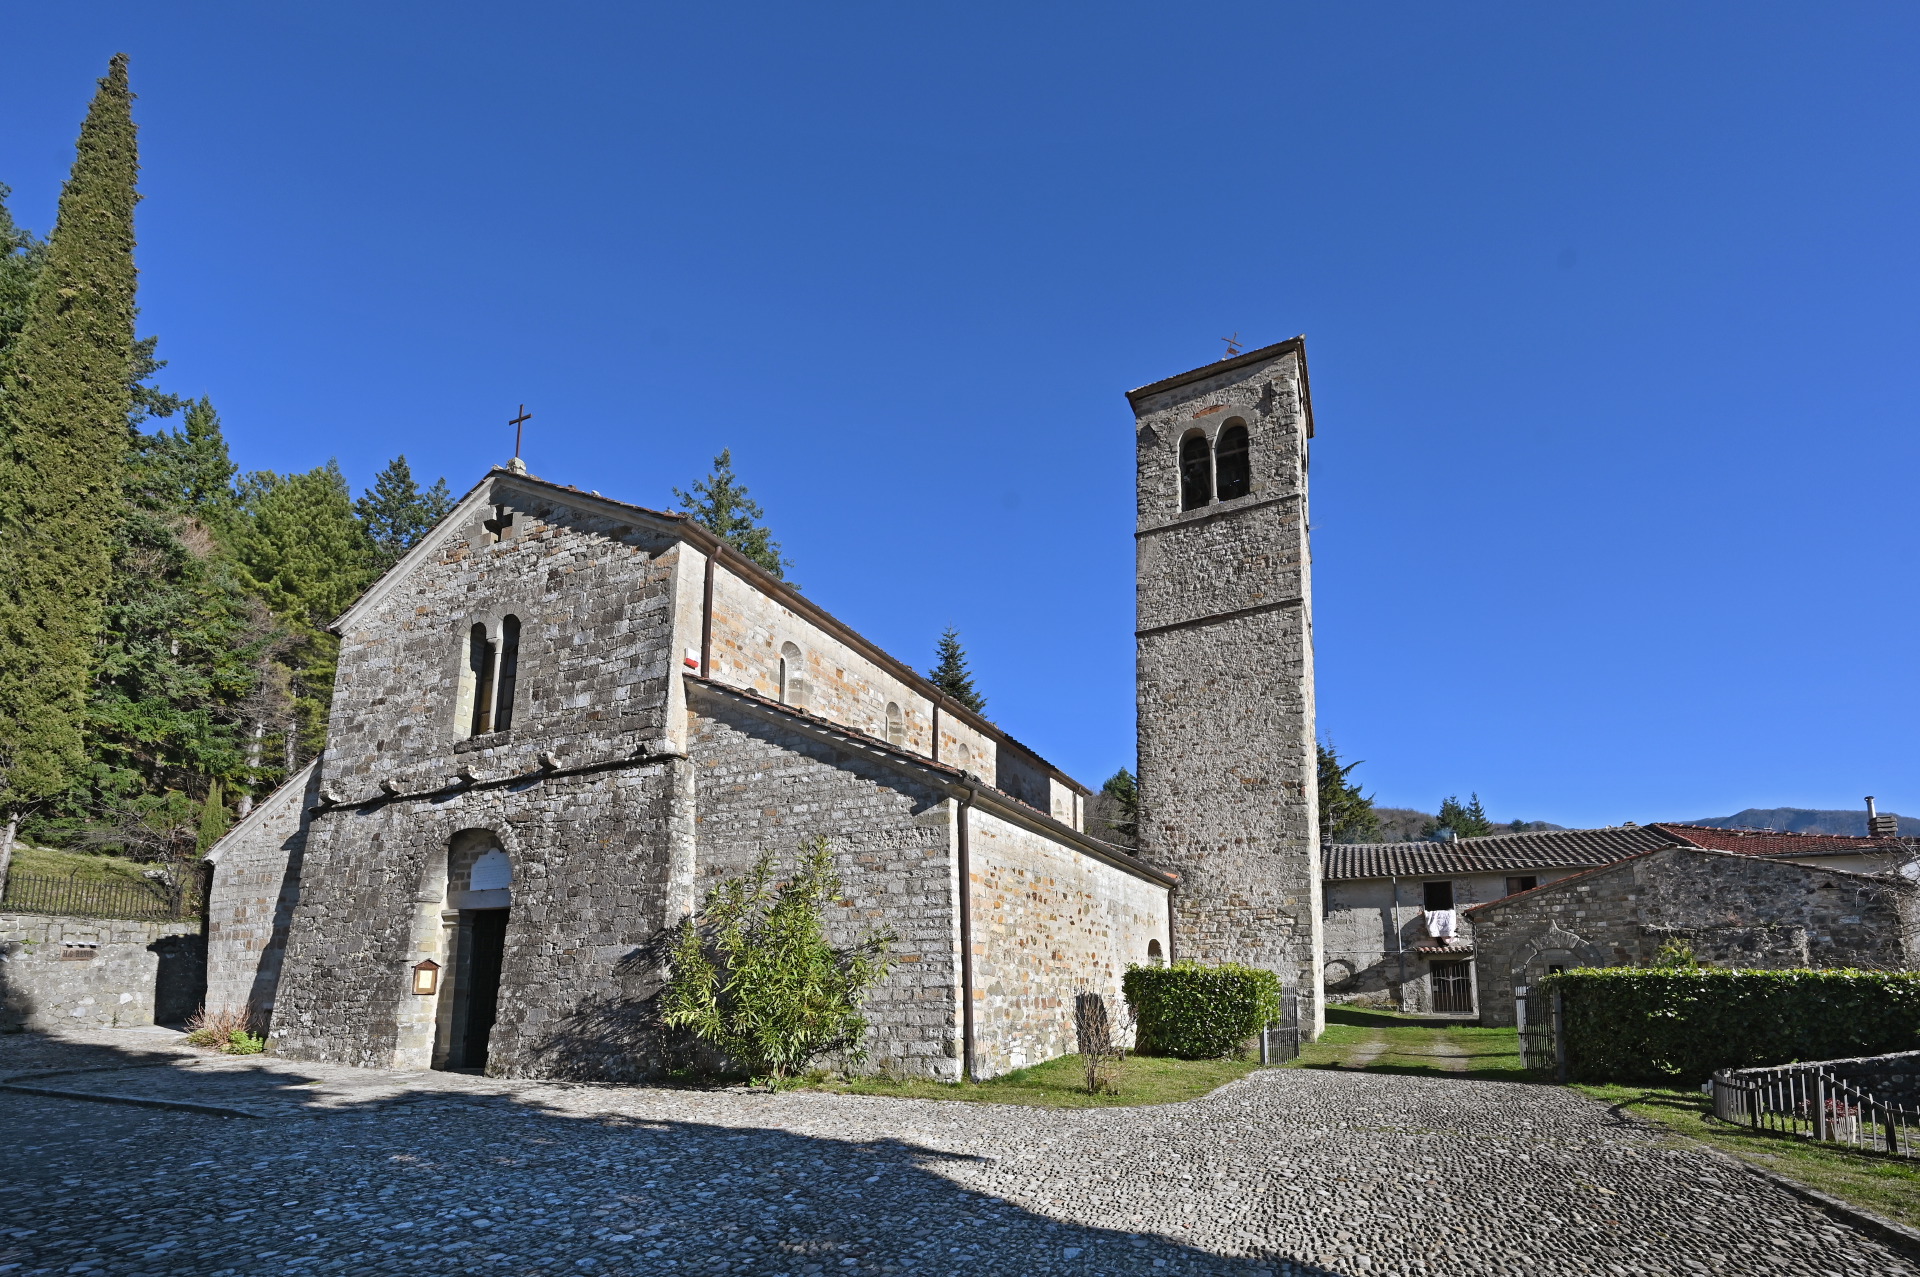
[0,912,204,1031]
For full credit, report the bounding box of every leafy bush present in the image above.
[662,837,894,1081]
[1544,968,1920,1083]
[1123,961,1282,1060]
[224,1030,265,1055]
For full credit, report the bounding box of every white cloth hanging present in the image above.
[1425,909,1458,940]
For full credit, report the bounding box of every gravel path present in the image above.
[0,1027,1911,1276]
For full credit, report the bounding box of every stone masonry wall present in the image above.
[324,477,685,798]
[689,690,961,1079]
[1134,342,1322,1031]
[0,913,203,1031]
[967,806,1170,1076]
[1471,848,1916,1026]
[1322,870,1586,1011]
[270,760,680,1078]
[701,557,1082,830]
[204,760,318,1028]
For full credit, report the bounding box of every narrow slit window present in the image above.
[468,624,496,737]
[1179,432,1213,511]
[885,702,905,747]
[493,616,521,732]
[1214,420,1250,500]
[779,642,807,709]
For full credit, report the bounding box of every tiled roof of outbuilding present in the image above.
[1322,825,1678,881]
[1648,823,1910,858]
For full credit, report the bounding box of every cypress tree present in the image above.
[0,55,140,876]
[928,626,987,715]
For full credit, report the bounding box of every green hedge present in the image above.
[1122,962,1282,1060]
[1543,968,1920,1083]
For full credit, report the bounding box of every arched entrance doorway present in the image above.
[435,832,513,1071]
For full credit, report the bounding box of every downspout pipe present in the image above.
[957,784,976,1081]
[699,550,716,675]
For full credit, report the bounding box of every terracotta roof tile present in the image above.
[1322,826,1677,881]
[1649,823,1911,858]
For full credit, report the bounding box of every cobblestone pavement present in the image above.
[0,1027,1911,1276]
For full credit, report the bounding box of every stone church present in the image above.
[203,338,1323,1080]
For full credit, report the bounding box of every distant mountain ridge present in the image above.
[1682,807,1920,837]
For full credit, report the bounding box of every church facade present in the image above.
[205,340,1323,1078]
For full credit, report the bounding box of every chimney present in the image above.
[1867,796,1899,840]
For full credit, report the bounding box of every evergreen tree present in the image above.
[196,777,230,854]
[234,462,377,764]
[1317,742,1380,844]
[135,397,236,529]
[1425,793,1496,841]
[0,183,48,368]
[674,448,793,580]
[927,626,986,715]
[1094,767,1139,844]
[356,454,454,571]
[0,55,140,873]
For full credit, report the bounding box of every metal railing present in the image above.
[1712,1061,1920,1159]
[1258,992,1304,1065]
[0,869,201,922]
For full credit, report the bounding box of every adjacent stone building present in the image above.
[1468,845,1920,1026]
[1321,826,1672,1014]
[1129,338,1325,1034]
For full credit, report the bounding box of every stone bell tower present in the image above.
[1129,337,1323,1034]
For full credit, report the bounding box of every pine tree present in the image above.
[135,397,236,529]
[0,55,141,876]
[927,626,987,714]
[356,454,453,571]
[1426,793,1495,840]
[1093,767,1139,844]
[1317,742,1380,844]
[674,448,793,580]
[234,462,377,764]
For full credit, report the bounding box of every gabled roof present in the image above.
[1124,336,1315,438]
[1322,825,1678,881]
[204,758,319,865]
[325,464,1091,797]
[1650,823,1911,858]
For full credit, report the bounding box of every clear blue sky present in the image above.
[3,4,1915,827]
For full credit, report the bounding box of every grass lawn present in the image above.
[7,844,156,886]
[1574,1083,1920,1231]
[806,1052,1263,1108]
[1285,1006,1531,1081]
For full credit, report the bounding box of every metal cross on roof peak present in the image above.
[509,404,532,463]
[1221,333,1243,358]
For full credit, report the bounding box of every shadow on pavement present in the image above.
[0,1028,1336,1276]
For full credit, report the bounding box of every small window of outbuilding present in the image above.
[1505,875,1537,896]
[885,702,905,747]
[1179,432,1213,511]
[1423,880,1454,912]
[1214,419,1250,500]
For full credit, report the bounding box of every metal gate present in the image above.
[1431,960,1473,1013]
